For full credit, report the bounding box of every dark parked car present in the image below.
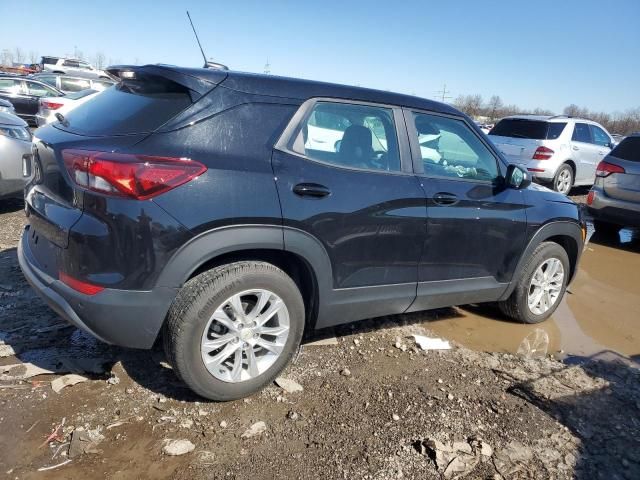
[0,75,63,125]
[18,65,586,400]
[587,134,640,231]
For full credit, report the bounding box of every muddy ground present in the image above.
[1,195,639,480]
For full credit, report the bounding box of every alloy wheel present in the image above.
[527,258,564,315]
[555,168,572,195]
[200,289,290,383]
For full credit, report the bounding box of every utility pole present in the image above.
[264,59,270,75]
[435,83,452,102]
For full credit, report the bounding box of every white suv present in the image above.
[40,56,110,79]
[489,115,614,194]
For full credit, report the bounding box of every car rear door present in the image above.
[571,123,600,184]
[0,78,31,120]
[272,99,426,325]
[405,109,527,310]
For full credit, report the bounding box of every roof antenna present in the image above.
[186,10,228,70]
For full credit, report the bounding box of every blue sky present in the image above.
[1,0,638,113]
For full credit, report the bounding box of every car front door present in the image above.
[571,122,600,184]
[272,99,426,327]
[0,78,31,121]
[404,110,528,311]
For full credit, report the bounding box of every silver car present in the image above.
[587,134,640,231]
[0,112,32,199]
[489,115,614,194]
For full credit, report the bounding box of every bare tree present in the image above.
[93,52,106,70]
[13,47,24,64]
[1,49,13,66]
[29,50,39,64]
[487,95,504,121]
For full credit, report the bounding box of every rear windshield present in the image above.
[42,57,58,65]
[611,137,640,162]
[57,75,192,135]
[489,119,567,140]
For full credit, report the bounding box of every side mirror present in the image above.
[505,164,531,189]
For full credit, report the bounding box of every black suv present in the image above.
[19,65,585,400]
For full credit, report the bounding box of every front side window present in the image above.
[590,125,611,147]
[292,101,401,172]
[572,123,592,143]
[412,112,499,181]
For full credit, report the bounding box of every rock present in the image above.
[179,418,194,429]
[198,409,208,417]
[241,421,267,439]
[340,368,351,377]
[219,420,228,428]
[106,374,120,385]
[447,393,454,401]
[51,374,88,394]
[287,411,299,420]
[163,439,195,456]
[392,414,400,421]
[68,428,105,458]
[274,377,303,394]
[353,339,360,346]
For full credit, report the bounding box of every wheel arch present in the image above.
[155,225,329,331]
[500,221,583,301]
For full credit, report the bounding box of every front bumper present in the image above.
[588,187,640,227]
[18,226,177,349]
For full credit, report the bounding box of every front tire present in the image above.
[499,242,570,324]
[163,261,305,401]
[552,164,574,195]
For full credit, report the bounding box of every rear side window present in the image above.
[292,101,401,172]
[42,57,58,65]
[25,81,59,97]
[0,78,22,93]
[572,123,592,143]
[60,77,91,92]
[611,137,640,162]
[59,75,193,135]
[489,119,566,140]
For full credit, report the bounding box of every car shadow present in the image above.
[588,226,640,253]
[506,350,640,479]
[0,198,24,214]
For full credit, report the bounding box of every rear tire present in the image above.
[499,242,570,324]
[552,164,574,195]
[163,261,305,401]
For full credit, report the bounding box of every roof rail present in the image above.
[550,114,571,119]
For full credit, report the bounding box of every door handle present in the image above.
[432,192,459,206]
[293,183,331,198]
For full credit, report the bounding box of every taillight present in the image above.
[61,149,207,200]
[532,146,554,160]
[586,190,595,205]
[59,271,104,295]
[41,101,64,110]
[596,161,625,177]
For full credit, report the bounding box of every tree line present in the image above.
[453,94,640,136]
[1,47,124,71]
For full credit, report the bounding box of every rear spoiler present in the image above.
[106,64,228,101]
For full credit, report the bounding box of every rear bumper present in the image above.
[18,226,177,349]
[588,187,640,226]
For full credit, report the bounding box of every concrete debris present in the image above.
[219,421,228,428]
[516,329,549,359]
[51,374,88,394]
[241,421,267,439]
[1,362,55,380]
[0,343,18,358]
[492,442,534,477]
[340,368,351,377]
[163,439,195,456]
[392,414,400,421]
[287,411,299,421]
[419,437,494,479]
[68,428,105,458]
[305,335,339,346]
[106,374,120,385]
[180,418,194,429]
[275,377,303,393]
[412,335,451,351]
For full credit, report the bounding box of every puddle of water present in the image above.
[420,228,640,359]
